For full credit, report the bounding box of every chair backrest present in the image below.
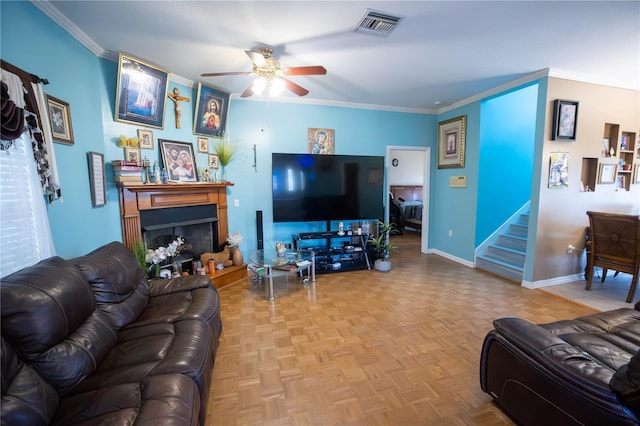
[587,211,640,274]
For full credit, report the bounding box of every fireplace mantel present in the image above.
[117,182,233,250]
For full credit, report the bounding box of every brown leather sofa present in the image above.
[480,305,640,425]
[1,241,222,425]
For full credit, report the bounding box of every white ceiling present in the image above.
[41,1,639,112]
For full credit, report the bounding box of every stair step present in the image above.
[497,234,527,251]
[487,244,526,267]
[518,214,529,226]
[476,255,524,282]
[508,223,528,237]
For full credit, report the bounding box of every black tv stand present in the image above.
[295,231,371,274]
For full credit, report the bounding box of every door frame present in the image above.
[386,145,430,254]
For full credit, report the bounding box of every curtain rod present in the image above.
[1,60,49,85]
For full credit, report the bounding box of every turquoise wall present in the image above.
[429,103,482,261]
[475,83,538,245]
[1,2,434,258]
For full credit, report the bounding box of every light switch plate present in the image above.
[449,176,467,188]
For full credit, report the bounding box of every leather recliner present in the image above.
[1,241,222,425]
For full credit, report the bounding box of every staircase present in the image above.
[476,211,529,283]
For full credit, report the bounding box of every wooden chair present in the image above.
[585,211,640,303]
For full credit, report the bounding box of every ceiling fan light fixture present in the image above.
[270,77,285,97]
[252,77,267,95]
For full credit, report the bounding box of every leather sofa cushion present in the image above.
[74,241,150,329]
[53,374,199,426]
[612,350,640,415]
[1,336,59,426]
[1,257,116,394]
[68,319,213,403]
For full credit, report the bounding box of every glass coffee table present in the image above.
[248,248,315,301]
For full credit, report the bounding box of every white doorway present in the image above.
[386,146,430,254]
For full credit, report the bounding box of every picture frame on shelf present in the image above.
[193,82,229,137]
[552,99,578,140]
[437,115,466,169]
[87,151,106,207]
[616,175,626,190]
[197,137,209,153]
[115,53,169,129]
[137,129,154,149]
[159,139,198,182]
[208,154,219,169]
[124,147,141,162]
[598,163,617,184]
[45,94,74,145]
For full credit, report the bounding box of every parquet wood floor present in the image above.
[206,231,597,425]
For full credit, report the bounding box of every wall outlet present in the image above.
[448,229,453,237]
[567,244,575,254]
[233,199,239,207]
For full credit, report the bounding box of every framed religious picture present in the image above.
[45,94,74,145]
[197,137,209,153]
[551,99,578,140]
[193,83,229,137]
[438,115,466,168]
[159,139,198,182]
[115,53,169,129]
[137,129,154,149]
[307,128,335,154]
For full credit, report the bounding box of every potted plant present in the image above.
[368,220,398,272]
[212,136,237,182]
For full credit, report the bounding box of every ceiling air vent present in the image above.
[355,9,402,37]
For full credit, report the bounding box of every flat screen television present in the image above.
[272,153,384,222]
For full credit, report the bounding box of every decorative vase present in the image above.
[232,246,243,266]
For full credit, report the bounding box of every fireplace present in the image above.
[140,205,218,261]
[117,182,231,250]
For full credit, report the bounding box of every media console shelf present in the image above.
[295,231,372,274]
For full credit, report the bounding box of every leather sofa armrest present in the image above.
[611,350,640,415]
[494,317,567,352]
[148,275,212,297]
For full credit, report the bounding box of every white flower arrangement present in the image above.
[145,236,184,265]
[227,232,243,247]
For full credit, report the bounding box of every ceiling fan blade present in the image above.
[240,84,254,98]
[201,71,251,77]
[245,50,268,67]
[284,78,309,97]
[284,66,327,76]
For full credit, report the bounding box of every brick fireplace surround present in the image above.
[117,182,246,288]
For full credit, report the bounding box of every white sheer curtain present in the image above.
[0,72,56,278]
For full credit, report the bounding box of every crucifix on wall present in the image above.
[167,87,190,129]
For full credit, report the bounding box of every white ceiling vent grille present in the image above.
[355,9,402,37]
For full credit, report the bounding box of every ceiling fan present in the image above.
[201,48,326,97]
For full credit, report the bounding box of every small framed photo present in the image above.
[616,175,626,190]
[87,151,106,207]
[115,53,169,129]
[45,94,74,145]
[193,82,229,137]
[137,129,154,149]
[124,147,141,162]
[552,99,578,140]
[598,163,617,184]
[208,154,219,169]
[198,137,209,153]
[159,139,198,182]
[438,115,466,168]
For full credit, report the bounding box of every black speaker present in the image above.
[256,210,264,250]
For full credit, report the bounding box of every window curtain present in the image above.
[0,68,58,277]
